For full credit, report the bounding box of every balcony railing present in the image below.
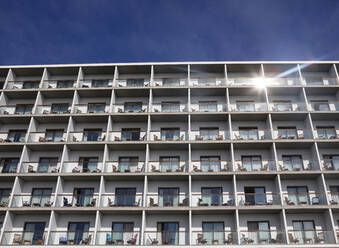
[48,231,94,245]
[190,78,226,87]
[287,230,334,244]
[62,161,103,173]
[74,104,110,114]
[144,230,188,245]
[190,102,227,112]
[1,231,48,245]
[116,79,150,87]
[79,79,113,88]
[278,158,318,171]
[314,129,339,140]
[109,130,147,142]
[96,231,140,245]
[152,78,188,87]
[232,129,271,140]
[100,193,143,207]
[150,130,187,141]
[303,76,338,86]
[192,192,235,207]
[228,77,263,86]
[41,80,76,89]
[113,103,148,113]
[321,158,339,171]
[283,192,327,206]
[152,103,188,113]
[0,196,10,207]
[269,102,307,111]
[0,132,26,143]
[11,193,55,207]
[240,230,285,244]
[237,192,281,206]
[0,164,18,173]
[192,230,236,245]
[309,101,339,111]
[28,132,66,143]
[148,160,187,172]
[229,102,268,112]
[191,160,231,172]
[273,129,312,140]
[56,193,99,207]
[190,130,229,141]
[68,131,106,142]
[20,161,60,173]
[234,160,276,172]
[328,192,339,205]
[146,193,189,207]
[35,105,71,114]
[0,105,32,115]
[105,161,145,173]
[261,77,301,86]
[6,81,41,90]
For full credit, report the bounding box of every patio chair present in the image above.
[39,136,46,142]
[149,197,158,207]
[222,199,233,206]
[193,165,201,172]
[151,165,160,172]
[262,164,269,171]
[315,231,325,243]
[312,197,320,205]
[43,110,50,114]
[133,198,141,207]
[63,197,72,207]
[86,198,96,207]
[72,167,80,173]
[288,233,299,244]
[153,135,160,141]
[284,197,295,205]
[175,165,185,172]
[51,167,59,173]
[13,234,22,245]
[114,136,120,141]
[106,233,113,244]
[28,164,36,173]
[22,199,30,207]
[127,234,138,245]
[0,201,8,207]
[195,135,203,141]
[221,164,229,172]
[108,198,115,207]
[81,234,92,245]
[323,162,332,170]
[112,165,119,172]
[198,198,209,207]
[224,233,233,244]
[44,201,53,207]
[179,198,189,206]
[237,164,247,171]
[197,233,207,244]
[72,136,78,142]
[271,233,282,243]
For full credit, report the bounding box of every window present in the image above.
[119,157,138,172]
[115,188,136,206]
[292,220,316,244]
[23,222,46,245]
[57,80,74,88]
[277,127,297,139]
[282,155,303,171]
[0,81,4,89]
[200,127,219,140]
[163,78,180,86]
[244,187,266,205]
[7,129,26,142]
[23,81,40,89]
[287,186,309,205]
[160,156,180,172]
[241,156,262,171]
[38,157,58,173]
[311,100,329,111]
[51,103,69,114]
[247,221,270,244]
[161,102,180,112]
[329,186,339,203]
[273,100,292,111]
[15,104,33,114]
[323,155,339,170]
[124,102,142,112]
[201,187,222,206]
[158,188,179,207]
[121,128,140,141]
[31,188,52,207]
[237,101,255,111]
[202,222,224,245]
[112,222,134,245]
[45,129,64,142]
[83,129,102,141]
[79,157,98,172]
[200,156,221,172]
[239,127,258,140]
[199,101,217,112]
[0,158,19,173]
[317,126,336,139]
[0,188,11,206]
[92,79,108,87]
[88,103,106,113]
[67,222,90,245]
[127,79,144,87]
[157,222,179,245]
[161,128,180,141]
[73,188,94,206]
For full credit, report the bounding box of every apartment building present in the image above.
[0,62,339,247]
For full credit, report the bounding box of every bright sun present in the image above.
[252,77,266,89]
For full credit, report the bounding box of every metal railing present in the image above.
[96,231,141,245]
[100,193,143,207]
[105,161,145,173]
[109,130,147,142]
[192,192,235,207]
[287,230,335,244]
[190,130,229,141]
[68,131,106,142]
[150,130,187,141]
[151,103,188,113]
[73,104,110,114]
[144,230,188,245]
[148,160,187,172]
[1,231,48,245]
[239,230,285,244]
[234,160,276,172]
[308,101,339,111]
[116,79,150,87]
[112,103,148,113]
[303,76,338,86]
[277,158,318,171]
[11,194,55,207]
[35,105,71,114]
[190,77,226,87]
[61,161,103,173]
[273,128,312,139]
[192,230,237,245]
[321,159,339,171]
[191,160,231,172]
[79,79,113,88]
[0,132,26,143]
[48,230,94,245]
[282,192,327,206]
[237,192,281,206]
[190,102,227,112]
[269,102,307,111]
[28,132,66,143]
[232,129,271,140]
[229,102,268,112]
[56,193,99,207]
[20,161,60,173]
[41,80,76,89]
[152,78,188,87]
[146,193,189,207]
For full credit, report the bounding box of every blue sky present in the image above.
[1,0,339,65]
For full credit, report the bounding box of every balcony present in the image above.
[144,230,188,245]
[6,80,40,90]
[283,192,327,206]
[232,129,271,140]
[278,158,318,171]
[11,193,55,207]
[190,102,227,112]
[235,160,276,172]
[113,102,148,113]
[148,160,187,172]
[152,102,187,113]
[48,231,94,245]
[105,161,145,173]
[328,192,339,205]
[314,128,339,140]
[287,230,334,244]
[303,76,338,86]
[74,104,110,114]
[0,162,18,174]
[28,131,66,143]
[116,79,150,87]
[239,230,285,244]
[0,105,33,115]
[0,132,26,143]
[190,130,228,141]
[35,104,71,114]
[192,230,236,245]
[21,161,60,173]
[309,101,339,111]
[150,130,187,142]
[269,102,307,111]
[56,193,99,207]
[100,193,143,207]
[0,195,9,207]
[321,158,339,171]
[42,80,76,89]
[109,130,147,142]
[190,77,226,87]
[69,131,106,142]
[96,231,140,245]
[237,192,281,206]
[191,160,231,172]
[273,128,311,140]
[192,192,235,207]
[79,79,113,88]
[1,231,47,245]
[262,77,301,86]
[152,78,188,87]
[62,161,102,173]
[146,193,189,207]
[229,102,268,112]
